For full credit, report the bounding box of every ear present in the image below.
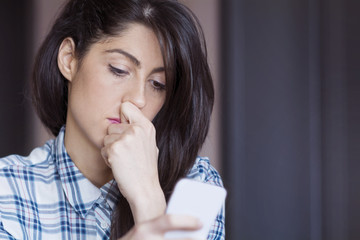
[57,37,77,81]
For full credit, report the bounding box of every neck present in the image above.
[64,124,113,188]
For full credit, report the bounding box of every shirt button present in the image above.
[101,222,109,229]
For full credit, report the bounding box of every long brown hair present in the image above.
[32,0,214,238]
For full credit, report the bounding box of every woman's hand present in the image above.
[119,215,203,240]
[101,102,166,223]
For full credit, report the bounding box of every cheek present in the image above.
[70,75,118,116]
[146,97,165,120]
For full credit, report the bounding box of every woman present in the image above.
[0,0,224,239]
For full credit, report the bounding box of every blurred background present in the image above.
[0,0,359,239]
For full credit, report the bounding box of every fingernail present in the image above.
[196,219,203,228]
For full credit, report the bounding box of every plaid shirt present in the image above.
[0,127,225,239]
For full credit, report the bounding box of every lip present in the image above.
[108,118,121,124]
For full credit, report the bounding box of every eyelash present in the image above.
[108,64,166,92]
[150,80,166,92]
[108,64,128,76]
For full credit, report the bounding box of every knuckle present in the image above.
[108,142,119,155]
[164,215,176,226]
[121,131,134,142]
[150,125,156,136]
[100,147,107,158]
[121,135,130,144]
[103,135,110,145]
[145,121,155,132]
[132,224,147,237]
[131,125,141,134]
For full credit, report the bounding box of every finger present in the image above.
[107,122,129,135]
[100,147,111,167]
[103,133,123,146]
[120,102,147,125]
[154,215,203,233]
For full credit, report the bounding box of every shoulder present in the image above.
[0,139,54,169]
[0,139,58,239]
[186,156,224,188]
[0,140,55,198]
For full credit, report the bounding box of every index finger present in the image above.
[120,102,147,124]
[155,215,202,233]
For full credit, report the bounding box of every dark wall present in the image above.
[346,0,360,238]
[221,0,360,239]
[0,0,32,156]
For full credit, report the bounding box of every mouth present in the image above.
[108,118,121,124]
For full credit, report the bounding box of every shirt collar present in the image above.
[53,126,120,218]
[101,180,121,210]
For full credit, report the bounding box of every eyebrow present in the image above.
[150,67,165,75]
[105,48,165,75]
[105,49,141,67]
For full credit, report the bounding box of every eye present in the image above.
[150,80,166,92]
[108,64,129,77]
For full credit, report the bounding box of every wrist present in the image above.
[128,185,166,224]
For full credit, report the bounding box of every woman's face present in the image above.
[63,23,166,150]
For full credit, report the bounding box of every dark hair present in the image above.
[32,0,214,238]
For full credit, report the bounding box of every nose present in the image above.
[122,81,146,109]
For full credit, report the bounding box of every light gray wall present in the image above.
[181,0,221,171]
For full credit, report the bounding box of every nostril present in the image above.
[128,93,146,109]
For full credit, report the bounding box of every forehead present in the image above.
[94,24,163,60]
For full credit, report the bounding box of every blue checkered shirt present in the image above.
[0,127,225,239]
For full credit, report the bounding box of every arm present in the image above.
[101,102,166,223]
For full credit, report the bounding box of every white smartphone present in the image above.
[165,178,227,239]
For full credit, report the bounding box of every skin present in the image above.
[57,23,201,238]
